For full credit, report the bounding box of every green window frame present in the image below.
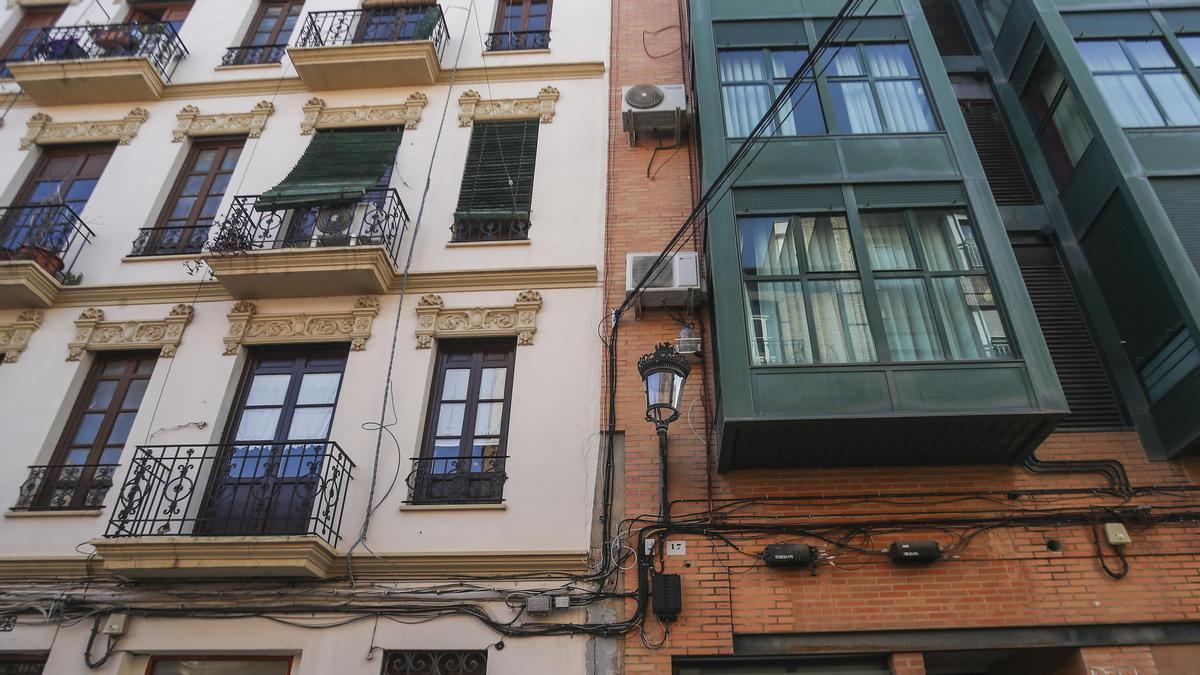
[718,48,825,137]
[1020,49,1093,190]
[1077,38,1200,128]
[452,119,539,242]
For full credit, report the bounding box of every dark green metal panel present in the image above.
[725,139,845,185]
[852,181,966,206]
[1129,131,1200,175]
[1162,9,1200,33]
[1061,11,1158,37]
[813,17,909,40]
[713,21,808,47]
[733,185,845,213]
[257,130,402,209]
[1140,328,1200,403]
[1152,177,1200,275]
[752,369,894,416]
[1057,147,1119,237]
[892,365,1035,411]
[710,0,902,21]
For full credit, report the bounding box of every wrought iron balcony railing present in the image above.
[222,43,288,66]
[129,223,210,257]
[13,464,118,511]
[405,455,507,505]
[23,23,188,82]
[106,442,354,546]
[296,6,448,58]
[485,30,551,52]
[450,213,531,243]
[0,204,94,280]
[215,189,410,262]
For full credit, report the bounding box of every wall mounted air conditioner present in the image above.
[626,251,704,309]
[621,84,689,145]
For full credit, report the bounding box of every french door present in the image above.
[1,144,113,260]
[201,347,347,536]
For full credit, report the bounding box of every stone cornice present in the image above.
[301,93,428,134]
[20,108,149,150]
[415,290,542,349]
[67,304,194,361]
[458,86,559,126]
[172,100,275,141]
[224,296,380,355]
[0,310,43,363]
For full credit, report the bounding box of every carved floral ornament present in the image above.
[458,87,559,127]
[20,108,150,151]
[173,101,275,142]
[224,297,380,355]
[301,93,429,134]
[415,291,542,349]
[0,310,44,363]
[67,305,194,362]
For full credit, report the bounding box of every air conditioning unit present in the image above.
[626,251,704,309]
[621,84,689,145]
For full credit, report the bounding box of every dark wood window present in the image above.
[411,340,515,504]
[135,138,243,256]
[488,0,550,51]
[383,651,486,675]
[452,119,539,242]
[0,6,63,77]
[228,0,304,65]
[127,2,193,32]
[147,657,291,675]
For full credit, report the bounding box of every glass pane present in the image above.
[88,381,118,410]
[99,447,122,464]
[802,215,855,271]
[297,373,341,405]
[745,281,811,365]
[931,275,1011,360]
[722,84,772,137]
[861,212,918,270]
[1023,51,1064,124]
[479,368,507,399]
[101,359,128,375]
[771,49,808,78]
[1078,40,1131,72]
[979,0,1011,35]
[221,148,242,171]
[719,50,766,82]
[809,279,876,363]
[246,374,290,406]
[123,379,149,408]
[210,173,231,195]
[236,408,280,441]
[825,46,865,76]
[875,278,944,361]
[228,445,270,479]
[915,211,983,272]
[1050,89,1093,165]
[830,81,883,134]
[474,402,504,436]
[170,196,197,219]
[1145,73,1200,126]
[739,217,801,276]
[442,369,470,400]
[431,439,459,472]
[1126,40,1174,69]
[180,175,205,197]
[107,412,135,445]
[73,413,104,444]
[192,149,217,172]
[1181,36,1200,68]
[200,195,223,218]
[137,358,157,374]
[66,448,90,465]
[1095,74,1164,127]
[437,403,466,435]
[287,407,333,440]
[865,43,919,77]
[875,80,936,132]
[774,81,826,135]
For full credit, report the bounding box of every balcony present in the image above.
[204,188,409,298]
[406,455,507,505]
[94,442,353,578]
[485,30,551,52]
[0,204,93,308]
[7,23,187,105]
[289,6,449,89]
[12,464,117,512]
[450,213,531,243]
[222,44,288,66]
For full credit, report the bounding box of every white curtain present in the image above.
[746,281,810,364]
[1078,41,1131,72]
[875,80,935,132]
[1146,73,1200,126]
[721,51,770,136]
[802,215,855,271]
[875,278,942,361]
[930,276,1006,360]
[1182,36,1200,66]
[810,280,876,363]
[1095,74,1163,127]
[915,211,980,272]
[861,212,917,270]
[831,81,883,133]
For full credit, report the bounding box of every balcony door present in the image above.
[127,2,193,32]
[138,137,242,256]
[1,144,112,256]
[201,346,347,536]
[0,6,63,76]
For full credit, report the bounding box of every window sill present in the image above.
[400,503,506,512]
[6,508,103,518]
[123,253,203,263]
[215,62,284,71]
[445,240,531,248]
[482,48,551,57]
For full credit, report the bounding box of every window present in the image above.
[148,657,291,675]
[411,340,514,504]
[1181,35,1200,67]
[978,0,1012,37]
[134,138,243,256]
[382,652,487,675]
[1078,39,1200,128]
[716,42,935,137]
[1021,50,1092,189]
[741,207,1013,365]
[453,119,539,242]
[489,0,551,51]
[228,0,303,65]
[127,2,193,33]
[0,6,63,77]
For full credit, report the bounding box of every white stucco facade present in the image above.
[0,1,609,673]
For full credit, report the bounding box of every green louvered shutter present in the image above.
[257,129,403,210]
[1153,177,1200,274]
[454,119,539,222]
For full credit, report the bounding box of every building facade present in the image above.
[0,1,611,673]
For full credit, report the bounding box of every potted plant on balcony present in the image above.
[90,26,138,53]
[15,242,65,276]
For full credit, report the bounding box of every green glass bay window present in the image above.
[1021,50,1093,189]
[739,208,1011,366]
[1077,39,1200,128]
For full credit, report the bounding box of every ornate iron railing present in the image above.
[106,442,354,546]
[23,23,188,82]
[296,6,448,58]
[406,455,507,505]
[216,188,410,263]
[222,43,288,66]
[485,30,550,51]
[129,223,210,257]
[0,204,94,280]
[382,651,487,675]
[13,464,118,511]
[450,213,531,243]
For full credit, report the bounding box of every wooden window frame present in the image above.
[492,0,552,34]
[244,0,305,47]
[145,656,293,675]
[12,143,115,209]
[126,1,194,25]
[140,137,244,257]
[0,6,64,77]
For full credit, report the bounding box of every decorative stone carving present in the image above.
[67,305,194,361]
[0,310,44,363]
[172,100,275,142]
[415,291,542,348]
[223,297,380,355]
[301,93,429,134]
[20,108,150,151]
[458,87,559,127]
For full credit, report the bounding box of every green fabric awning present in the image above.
[255,129,403,210]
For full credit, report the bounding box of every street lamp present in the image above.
[638,342,690,521]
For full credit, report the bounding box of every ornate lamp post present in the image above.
[638,342,691,521]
